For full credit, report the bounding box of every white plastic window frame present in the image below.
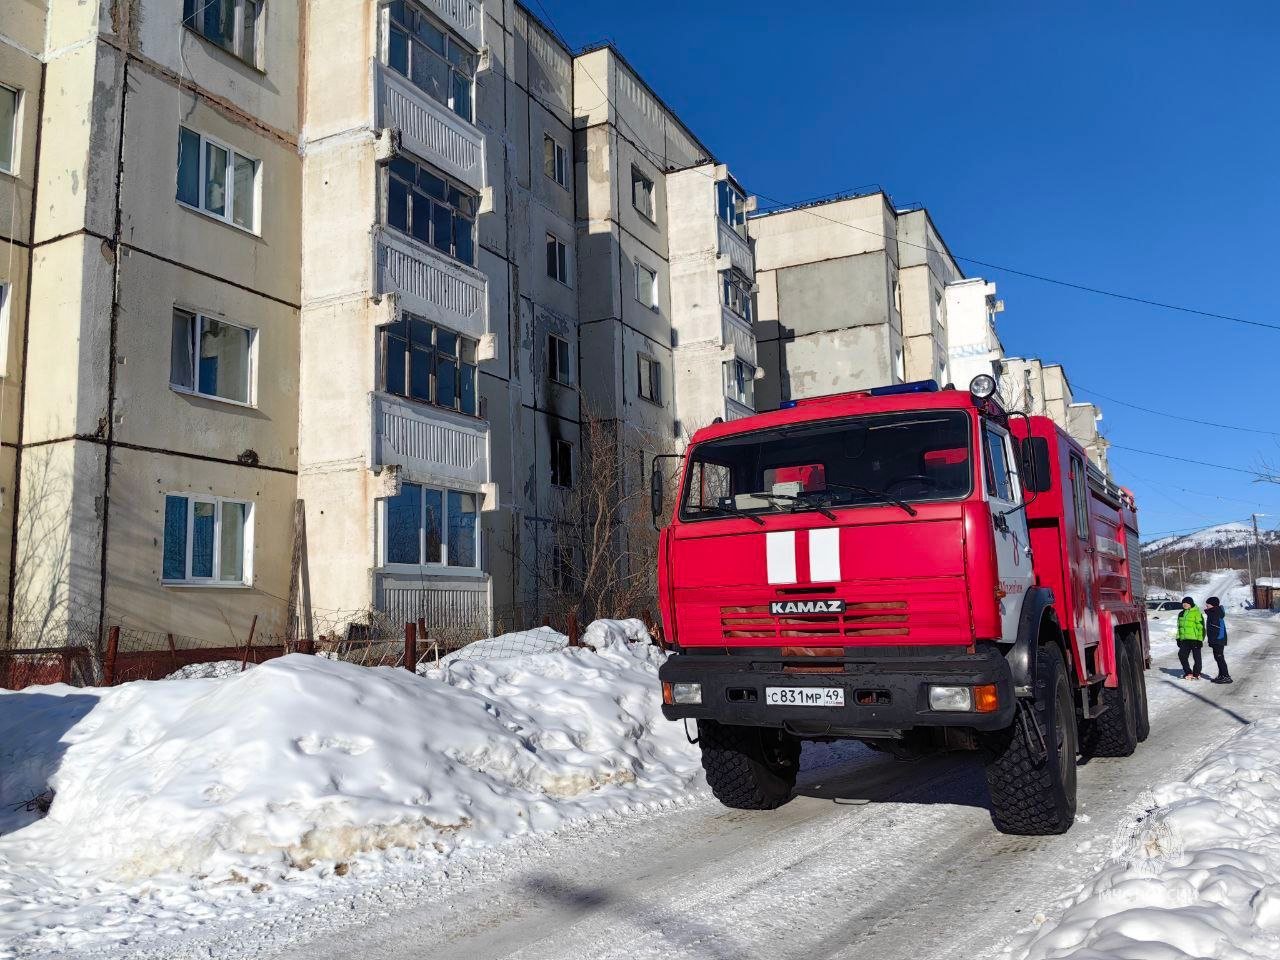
[176,125,262,234]
[377,483,483,573]
[162,493,255,587]
[170,307,259,408]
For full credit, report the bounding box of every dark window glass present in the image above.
[163,496,188,580]
[387,177,409,233]
[423,488,444,563]
[432,203,453,255]
[191,500,216,578]
[437,355,457,408]
[177,127,201,206]
[411,192,431,244]
[386,483,422,564]
[385,331,407,396]
[459,363,476,415]
[454,217,474,265]
[447,491,477,566]
[410,343,433,402]
[388,25,410,74]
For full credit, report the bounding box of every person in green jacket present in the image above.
[1176,596,1206,680]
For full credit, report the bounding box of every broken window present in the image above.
[544,135,569,188]
[638,354,661,404]
[551,438,573,488]
[546,234,569,284]
[632,166,655,220]
[548,333,571,385]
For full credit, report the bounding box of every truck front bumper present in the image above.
[659,644,1016,735]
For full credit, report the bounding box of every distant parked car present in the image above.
[1148,600,1182,619]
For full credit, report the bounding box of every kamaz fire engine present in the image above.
[653,376,1149,835]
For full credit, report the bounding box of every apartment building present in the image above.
[0,0,759,645]
[1001,357,1110,472]
[748,193,961,410]
[945,278,1005,391]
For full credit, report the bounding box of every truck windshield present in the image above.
[680,410,973,522]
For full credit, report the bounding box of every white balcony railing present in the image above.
[372,391,490,490]
[716,219,754,277]
[374,572,491,629]
[416,0,482,49]
[725,397,754,421]
[721,307,757,366]
[375,228,488,341]
[376,63,485,193]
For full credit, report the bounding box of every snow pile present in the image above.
[165,659,250,680]
[430,624,568,668]
[1012,717,1280,960]
[0,622,700,954]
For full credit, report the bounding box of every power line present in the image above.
[1072,382,1280,437]
[1110,444,1276,478]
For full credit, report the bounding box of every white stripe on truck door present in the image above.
[766,531,797,584]
[809,528,841,582]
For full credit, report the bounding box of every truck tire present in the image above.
[697,720,800,810]
[984,644,1078,835]
[1082,638,1139,758]
[1130,635,1151,742]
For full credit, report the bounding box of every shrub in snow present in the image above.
[0,624,701,951]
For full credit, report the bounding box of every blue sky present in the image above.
[534,0,1280,541]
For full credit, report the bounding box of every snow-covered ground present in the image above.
[1010,716,1280,960]
[0,620,701,958]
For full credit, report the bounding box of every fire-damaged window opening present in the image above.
[384,154,478,266]
[162,494,254,585]
[176,126,260,232]
[638,354,662,404]
[182,0,263,69]
[551,438,573,488]
[384,0,478,124]
[0,84,16,175]
[380,312,478,416]
[547,333,572,385]
[381,483,479,568]
[632,165,655,221]
[635,260,658,311]
[170,308,257,406]
[546,233,569,284]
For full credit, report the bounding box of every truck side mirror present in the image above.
[650,461,664,521]
[1022,437,1052,493]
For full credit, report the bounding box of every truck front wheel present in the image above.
[984,644,1078,835]
[697,720,800,810]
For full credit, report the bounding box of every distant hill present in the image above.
[1143,521,1280,556]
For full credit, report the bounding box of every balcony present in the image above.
[416,0,482,49]
[375,227,488,342]
[716,219,754,277]
[375,63,485,193]
[725,397,754,421]
[374,571,491,631]
[721,307,757,366]
[371,391,490,490]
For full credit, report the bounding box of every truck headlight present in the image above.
[929,685,973,712]
[663,681,702,705]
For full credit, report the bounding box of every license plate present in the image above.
[765,686,845,707]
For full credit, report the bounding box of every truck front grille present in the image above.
[719,601,908,641]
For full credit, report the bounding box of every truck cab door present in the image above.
[983,423,1035,642]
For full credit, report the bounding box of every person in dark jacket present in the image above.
[1205,596,1232,684]
[1176,596,1205,679]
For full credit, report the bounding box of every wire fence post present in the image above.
[240,614,259,673]
[404,621,417,672]
[567,611,579,648]
[103,626,120,686]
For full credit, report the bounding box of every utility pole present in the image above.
[1252,513,1267,589]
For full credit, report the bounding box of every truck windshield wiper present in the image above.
[822,482,918,518]
[685,503,766,525]
[760,491,837,521]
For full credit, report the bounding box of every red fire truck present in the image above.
[653,377,1149,835]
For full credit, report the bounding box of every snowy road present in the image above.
[230,608,1280,960]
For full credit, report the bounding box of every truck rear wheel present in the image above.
[697,720,800,810]
[1082,638,1139,758]
[1130,636,1151,742]
[984,644,1078,835]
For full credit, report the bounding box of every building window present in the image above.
[894,345,905,382]
[176,126,259,231]
[724,358,754,408]
[638,354,661,404]
[381,312,478,416]
[0,85,17,175]
[635,261,658,311]
[716,179,747,240]
[544,135,569,189]
[551,438,572,488]
[0,283,9,376]
[170,309,256,406]
[162,494,253,584]
[384,155,477,266]
[382,482,479,568]
[385,0,476,123]
[722,270,752,323]
[631,166,654,220]
[546,234,569,284]
[182,0,262,68]
[551,544,574,592]
[548,333,571,385]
